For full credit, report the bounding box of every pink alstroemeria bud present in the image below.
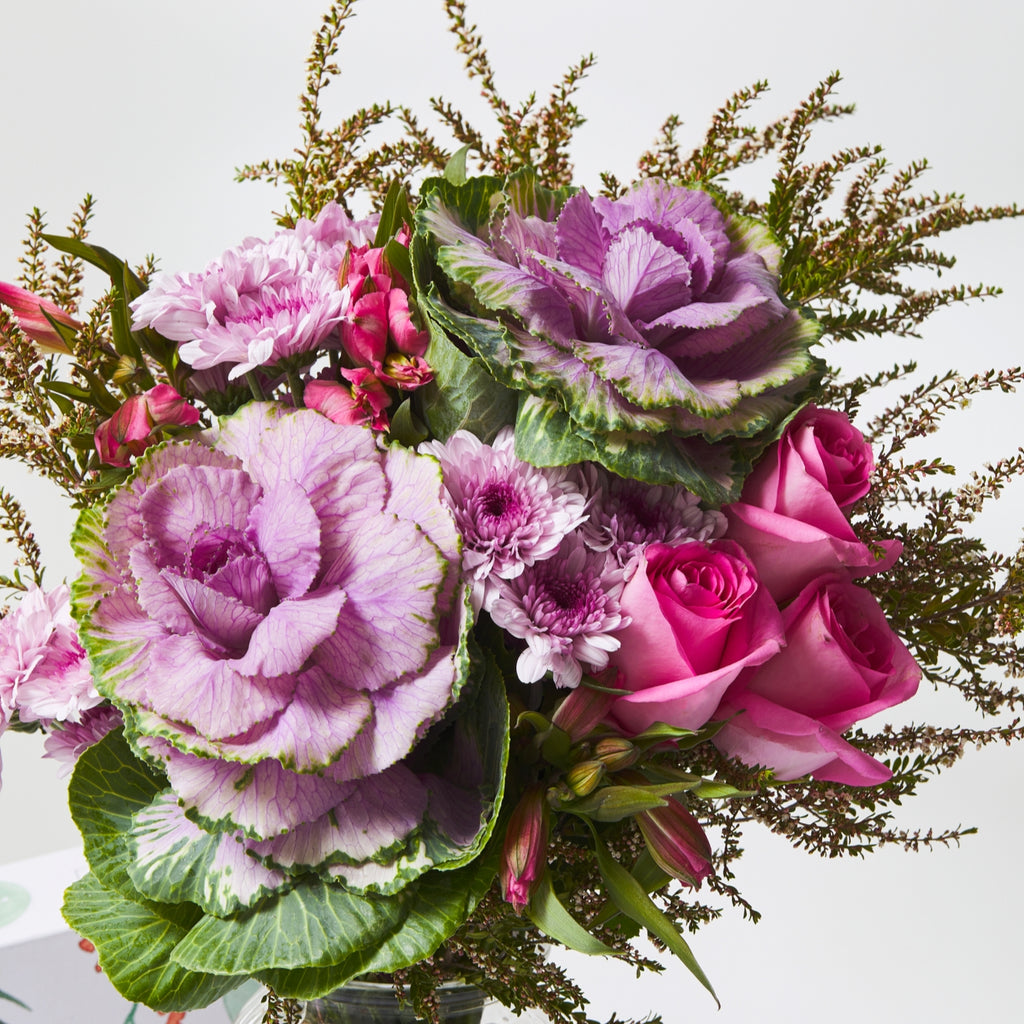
[637,796,714,889]
[551,684,615,742]
[0,281,81,354]
[500,785,550,913]
[94,384,200,467]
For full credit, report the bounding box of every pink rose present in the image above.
[725,406,900,603]
[713,576,920,785]
[94,384,201,467]
[607,540,784,734]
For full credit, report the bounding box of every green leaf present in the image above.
[419,303,517,442]
[443,145,472,186]
[63,873,243,1011]
[67,729,168,898]
[170,880,406,976]
[527,874,618,956]
[373,179,413,247]
[0,989,29,1011]
[388,398,430,447]
[588,828,718,1006]
[256,853,497,1000]
[416,638,510,870]
[591,848,671,929]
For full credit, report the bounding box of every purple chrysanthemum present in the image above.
[130,203,378,379]
[576,464,726,568]
[73,403,490,906]
[420,427,587,612]
[488,535,628,688]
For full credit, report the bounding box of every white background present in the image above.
[1,1,1022,1021]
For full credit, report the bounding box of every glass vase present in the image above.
[235,981,553,1023]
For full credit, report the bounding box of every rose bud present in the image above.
[637,796,714,888]
[500,785,550,912]
[0,281,80,353]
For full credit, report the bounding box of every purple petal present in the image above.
[248,484,322,600]
[554,190,609,278]
[602,226,693,322]
[249,765,428,871]
[138,463,262,569]
[143,633,295,739]
[141,735,343,837]
[316,517,445,691]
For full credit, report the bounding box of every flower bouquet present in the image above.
[1,2,1022,1022]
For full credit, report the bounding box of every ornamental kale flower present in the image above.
[420,426,587,611]
[72,403,497,912]
[415,171,821,503]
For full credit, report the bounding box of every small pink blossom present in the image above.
[0,281,81,353]
[94,384,201,467]
[576,464,725,568]
[0,584,101,725]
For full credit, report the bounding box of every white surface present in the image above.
[1,1,1022,1021]
[0,847,86,947]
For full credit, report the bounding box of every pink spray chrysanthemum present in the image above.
[576,464,726,568]
[488,535,628,688]
[0,584,101,724]
[43,704,123,778]
[130,203,377,379]
[420,427,587,612]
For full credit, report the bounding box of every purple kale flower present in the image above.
[72,403,484,906]
[420,426,587,612]
[130,202,377,379]
[417,172,821,504]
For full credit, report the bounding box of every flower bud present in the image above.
[594,736,637,772]
[94,384,200,467]
[551,685,614,742]
[565,759,606,797]
[0,281,80,354]
[637,796,714,889]
[500,785,549,912]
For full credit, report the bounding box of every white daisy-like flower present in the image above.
[488,535,628,689]
[420,427,587,611]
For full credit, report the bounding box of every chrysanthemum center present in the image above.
[476,480,527,522]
